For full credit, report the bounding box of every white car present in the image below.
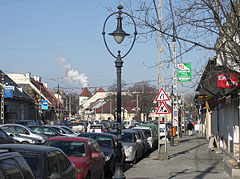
[133,126,156,151]
[90,124,106,133]
[0,124,47,143]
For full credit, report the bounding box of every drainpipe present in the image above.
[238,92,240,162]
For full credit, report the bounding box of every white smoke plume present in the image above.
[53,53,88,87]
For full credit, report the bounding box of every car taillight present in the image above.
[101,128,103,132]
[76,167,83,174]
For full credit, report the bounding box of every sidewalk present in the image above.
[124,133,230,179]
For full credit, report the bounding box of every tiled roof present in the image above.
[79,88,92,97]
[97,88,105,92]
[30,78,62,108]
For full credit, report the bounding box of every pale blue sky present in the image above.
[0,0,211,94]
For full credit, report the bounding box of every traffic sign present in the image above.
[155,88,170,101]
[156,102,170,114]
[41,100,48,110]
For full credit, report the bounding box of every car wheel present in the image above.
[100,169,105,179]
[21,141,29,144]
[86,172,91,179]
[133,153,137,165]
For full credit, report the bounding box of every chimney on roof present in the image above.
[43,82,48,88]
[34,75,41,82]
[25,72,31,80]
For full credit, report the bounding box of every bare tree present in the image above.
[128,81,157,121]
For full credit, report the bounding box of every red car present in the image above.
[44,136,105,179]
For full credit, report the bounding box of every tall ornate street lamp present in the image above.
[102,5,137,179]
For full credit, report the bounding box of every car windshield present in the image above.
[2,128,19,136]
[121,132,134,142]
[142,129,151,138]
[81,134,113,148]
[61,127,75,134]
[44,140,87,157]
[20,152,42,178]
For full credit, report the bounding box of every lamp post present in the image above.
[102,5,137,179]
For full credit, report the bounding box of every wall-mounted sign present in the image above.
[217,73,239,88]
[41,100,48,110]
[178,63,191,82]
[4,86,14,98]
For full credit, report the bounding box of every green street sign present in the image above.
[178,63,191,82]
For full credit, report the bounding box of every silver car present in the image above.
[49,125,78,137]
[1,127,42,144]
[0,124,47,143]
[110,129,144,164]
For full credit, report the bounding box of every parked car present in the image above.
[133,126,158,151]
[29,125,63,138]
[132,128,149,156]
[0,128,16,144]
[15,120,38,126]
[49,125,78,137]
[60,125,79,135]
[79,132,125,176]
[0,144,77,179]
[110,129,144,164]
[0,124,47,143]
[0,148,35,179]
[72,121,87,133]
[44,136,105,179]
[1,127,42,144]
[90,124,107,133]
[100,120,111,131]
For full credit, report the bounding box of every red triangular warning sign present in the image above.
[156,102,170,114]
[155,88,170,101]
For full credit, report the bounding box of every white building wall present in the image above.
[212,98,238,152]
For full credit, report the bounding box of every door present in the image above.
[88,140,104,179]
[55,150,76,179]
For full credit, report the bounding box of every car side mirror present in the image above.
[91,152,100,158]
[9,134,14,137]
[49,171,62,179]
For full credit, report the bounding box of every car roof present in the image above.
[80,132,115,137]
[0,124,32,130]
[0,144,59,153]
[111,129,137,133]
[47,136,89,142]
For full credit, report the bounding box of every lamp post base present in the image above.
[112,163,126,179]
[170,136,174,146]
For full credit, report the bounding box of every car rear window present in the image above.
[45,140,87,157]
[20,152,42,178]
[121,133,134,142]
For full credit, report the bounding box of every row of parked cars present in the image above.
[0,120,160,179]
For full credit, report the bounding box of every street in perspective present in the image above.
[1,1,240,179]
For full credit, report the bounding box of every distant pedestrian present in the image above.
[187,122,193,136]
[87,121,91,132]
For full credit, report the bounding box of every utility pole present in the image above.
[1,73,5,124]
[157,0,168,160]
[57,84,60,122]
[38,85,42,121]
[69,94,72,118]
[172,29,179,141]
[180,82,184,137]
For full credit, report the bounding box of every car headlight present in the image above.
[105,156,111,161]
[31,140,36,143]
[126,146,133,153]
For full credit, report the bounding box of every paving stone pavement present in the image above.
[124,133,231,179]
